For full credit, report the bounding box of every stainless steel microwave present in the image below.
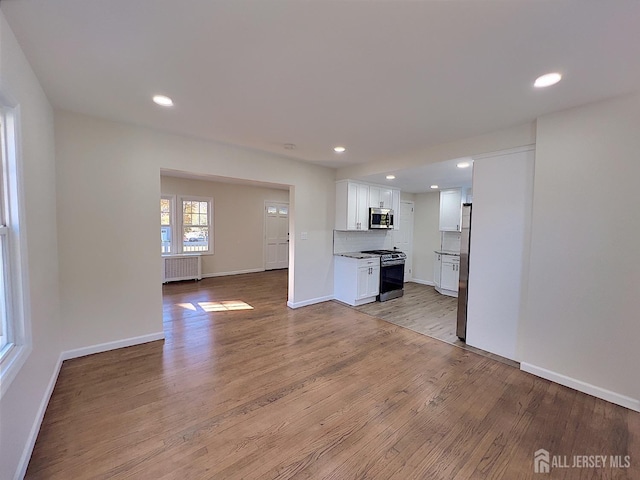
[369,208,394,229]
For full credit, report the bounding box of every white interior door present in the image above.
[396,201,414,281]
[265,202,289,270]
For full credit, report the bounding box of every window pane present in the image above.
[183,200,193,225]
[183,227,209,252]
[161,198,172,252]
[267,206,277,214]
[278,206,288,215]
[161,227,172,254]
[0,234,6,341]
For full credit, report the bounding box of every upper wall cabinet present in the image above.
[369,186,393,209]
[336,180,370,230]
[336,180,401,231]
[439,188,462,231]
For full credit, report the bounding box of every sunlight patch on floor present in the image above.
[199,301,254,312]
[177,303,197,311]
[176,301,254,312]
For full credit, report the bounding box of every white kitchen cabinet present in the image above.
[434,253,459,297]
[392,189,400,219]
[334,256,380,306]
[369,186,394,209]
[335,180,370,230]
[357,263,380,300]
[336,180,402,231]
[439,188,462,232]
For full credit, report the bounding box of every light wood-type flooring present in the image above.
[355,281,519,367]
[26,270,639,479]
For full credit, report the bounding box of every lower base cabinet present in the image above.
[434,253,459,297]
[334,256,380,306]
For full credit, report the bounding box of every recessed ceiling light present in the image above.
[153,95,174,107]
[457,162,471,169]
[283,143,296,150]
[534,72,562,88]
[333,146,346,153]
[386,175,396,180]
[430,185,439,189]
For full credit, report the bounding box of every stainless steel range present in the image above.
[361,250,406,301]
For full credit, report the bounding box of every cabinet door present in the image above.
[368,186,380,209]
[380,188,393,208]
[357,266,372,299]
[368,265,380,297]
[439,189,462,231]
[346,182,359,230]
[434,253,442,287]
[356,183,369,230]
[392,189,400,213]
[441,261,459,291]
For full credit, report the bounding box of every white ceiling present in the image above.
[359,157,473,194]
[3,0,640,172]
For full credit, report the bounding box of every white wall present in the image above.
[0,11,62,480]
[521,93,640,409]
[333,230,394,254]
[55,110,336,352]
[161,176,289,276]
[411,192,440,284]
[466,148,534,361]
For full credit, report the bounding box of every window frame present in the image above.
[0,101,33,399]
[179,195,213,254]
[160,194,214,256]
[160,194,176,254]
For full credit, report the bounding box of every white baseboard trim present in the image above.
[61,332,166,361]
[435,285,458,297]
[520,362,640,412]
[201,268,265,279]
[287,295,334,309]
[15,353,63,480]
[409,279,434,286]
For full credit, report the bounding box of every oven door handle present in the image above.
[381,260,405,266]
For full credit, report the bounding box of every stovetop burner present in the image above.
[361,249,406,257]
[361,250,406,265]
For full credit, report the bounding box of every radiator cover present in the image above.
[162,255,202,283]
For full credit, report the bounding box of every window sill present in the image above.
[0,343,32,399]
[161,252,215,257]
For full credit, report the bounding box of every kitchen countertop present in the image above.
[434,250,460,256]
[336,252,381,259]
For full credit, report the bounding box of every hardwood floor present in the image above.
[355,281,519,367]
[26,270,639,479]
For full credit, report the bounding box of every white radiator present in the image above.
[162,255,202,283]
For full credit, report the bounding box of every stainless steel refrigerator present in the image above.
[456,204,472,340]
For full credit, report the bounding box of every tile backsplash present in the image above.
[441,231,461,252]
[333,230,395,254]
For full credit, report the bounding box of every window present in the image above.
[0,116,9,356]
[159,194,212,254]
[182,198,211,253]
[0,103,31,397]
[160,196,173,254]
